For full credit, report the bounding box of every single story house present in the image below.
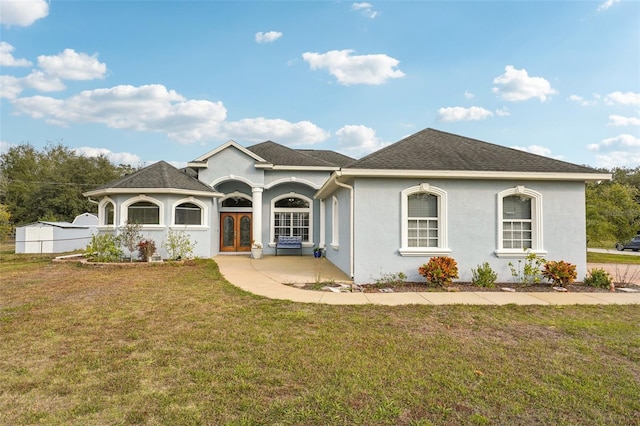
[15,213,98,254]
[84,128,610,283]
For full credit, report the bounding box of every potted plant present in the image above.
[251,241,263,259]
[313,246,323,258]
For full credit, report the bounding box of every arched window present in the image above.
[496,186,545,258]
[175,202,202,226]
[100,198,115,226]
[270,193,312,244]
[399,183,450,256]
[128,201,160,225]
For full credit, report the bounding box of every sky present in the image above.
[1,0,639,170]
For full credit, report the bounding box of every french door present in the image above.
[220,212,252,252]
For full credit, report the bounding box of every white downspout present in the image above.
[334,175,354,279]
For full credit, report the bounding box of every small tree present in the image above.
[119,220,142,262]
[162,229,196,260]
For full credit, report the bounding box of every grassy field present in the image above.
[587,250,640,265]
[1,253,639,425]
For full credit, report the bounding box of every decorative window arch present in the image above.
[172,197,207,226]
[219,191,252,210]
[399,183,450,257]
[269,192,313,245]
[99,197,115,227]
[331,196,339,249]
[121,195,164,226]
[495,185,546,258]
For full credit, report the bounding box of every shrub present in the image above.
[583,268,613,289]
[85,233,123,262]
[418,257,459,287]
[137,238,156,262]
[471,262,498,288]
[162,229,196,260]
[542,260,577,286]
[508,250,546,285]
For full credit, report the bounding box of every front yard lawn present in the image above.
[1,257,639,425]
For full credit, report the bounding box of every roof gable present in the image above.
[246,141,338,168]
[85,161,218,195]
[347,128,600,174]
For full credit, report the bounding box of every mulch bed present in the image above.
[297,282,639,293]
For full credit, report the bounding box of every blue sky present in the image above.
[1,0,639,169]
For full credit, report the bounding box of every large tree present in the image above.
[0,143,129,225]
[586,181,640,245]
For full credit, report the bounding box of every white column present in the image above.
[252,187,263,246]
[319,198,326,249]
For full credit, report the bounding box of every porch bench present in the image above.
[275,236,303,256]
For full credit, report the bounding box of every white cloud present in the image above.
[0,140,14,155]
[608,115,640,127]
[11,84,229,143]
[598,0,621,11]
[222,117,329,145]
[567,94,597,107]
[0,74,22,99]
[492,65,557,102]
[437,106,493,122]
[0,48,107,98]
[255,31,283,44]
[74,147,142,166]
[335,124,386,157]
[588,134,640,168]
[37,49,107,80]
[0,41,32,66]
[0,0,49,27]
[10,83,330,146]
[352,2,377,19]
[512,145,563,159]
[464,90,474,99]
[21,70,66,92]
[302,49,404,86]
[605,91,640,107]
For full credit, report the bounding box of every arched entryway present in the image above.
[219,194,252,252]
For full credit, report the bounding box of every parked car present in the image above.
[615,235,640,251]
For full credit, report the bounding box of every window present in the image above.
[399,184,449,256]
[407,193,438,248]
[101,199,115,226]
[128,201,160,225]
[502,196,531,249]
[331,196,339,248]
[270,194,312,244]
[496,186,545,258]
[175,202,201,225]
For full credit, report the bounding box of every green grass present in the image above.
[1,257,639,425]
[587,251,640,264]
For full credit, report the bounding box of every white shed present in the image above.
[15,213,98,254]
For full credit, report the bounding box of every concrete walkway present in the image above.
[214,255,640,306]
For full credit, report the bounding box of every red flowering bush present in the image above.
[137,238,157,262]
[542,260,577,287]
[418,256,459,287]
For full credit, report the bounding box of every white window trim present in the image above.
[399,183,450,257]
[171,197,208,228]
[120,195,165,228]
[98,196,116,229]
[331,196,339,249]
[268,192,314,247]
[495,185,546,258]
[219,191,253,212]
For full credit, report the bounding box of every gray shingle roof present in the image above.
[297,149,355,167]
[247,141,339,167]
[346,128,601,174]
[91,161,217,193]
